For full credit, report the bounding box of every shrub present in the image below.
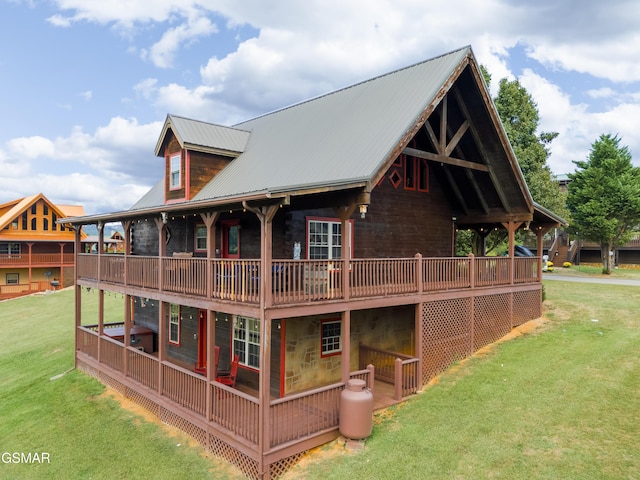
[563,262,572,268]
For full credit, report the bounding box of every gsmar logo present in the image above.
[2,452,50,464]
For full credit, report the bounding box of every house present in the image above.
[531,175,640,266]
[63,46,564,479]
[0,193,84,299]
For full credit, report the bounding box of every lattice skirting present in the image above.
[421,288,541,384]
[77,357,302,480]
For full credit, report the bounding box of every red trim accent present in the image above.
[220,220,240,259]
[168,151,183,191]
[418,158,429,192]
[185,150,191,198]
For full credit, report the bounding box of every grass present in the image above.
[285,280,640,479]
[2,280,639,479]
[551,263,640,278]
[0,288,244,480]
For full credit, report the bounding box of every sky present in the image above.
[1,0,639,215]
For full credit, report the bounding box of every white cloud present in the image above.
[6,0,640,216]
[0,118,162,213]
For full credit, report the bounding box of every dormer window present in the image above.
[169,153,182,189]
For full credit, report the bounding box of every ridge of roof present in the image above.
[234,46,472,129]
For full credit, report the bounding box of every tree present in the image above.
[566,134,640,274]
[493,78,568,219]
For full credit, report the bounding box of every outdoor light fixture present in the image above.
[161,212,168,224]
[359,204,368,219]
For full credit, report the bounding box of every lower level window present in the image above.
[233,316,260,369]
[321,319,342,355]
[169,304,180,345]
[6,273,19,285]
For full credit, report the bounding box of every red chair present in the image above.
[215,354,239,388]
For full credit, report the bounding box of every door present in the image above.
[221,220,240,259]
[195,310,207,373]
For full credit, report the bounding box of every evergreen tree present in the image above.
[566,134,640,274]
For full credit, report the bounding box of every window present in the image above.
[43,218,49,231]
[6,273,19,285]
[31,218,37,230]
[0,243,20,255]
[31,204,37,215]
[169,304,180,345]
[169,153,181,189]
[404,154,429,192]
[308,219,342,259]
[195,224,207,251]
[233,316,260,369]
[52,213,57,231]
[22,212,27,230]
[321,319,342,355]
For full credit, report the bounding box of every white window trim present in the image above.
[169,154,181,189]
[233,316,260,370]
[195,224,207,251]
[169,304,180,345]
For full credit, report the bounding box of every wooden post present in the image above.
[74,226,82,368]
[158,301,166,395]
[155,217,166,292]
[341,310,351,383]
[97,222,105,362]
[394,358,403,401]
[124,294,131,376]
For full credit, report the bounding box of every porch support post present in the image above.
[341,310,351,383]
[201,212,219,299]
[27,243,33,290]
[206,309,216,427]
[501,221,523,285]
[97,289,104,362]
[155,217,167,292]
[122,220,132,286]
[535,226,552,281]
[124,294,131,376]
[74,226,82,368]
[58,242,65,287]
[415,302,423,389]
[122,221,132,376]
[336,204,357,301]
[243,201,278,477]
[158,301,166,395]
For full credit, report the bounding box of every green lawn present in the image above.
[1,281,639,479]
[285,279,640,479]
[0,288,244,480]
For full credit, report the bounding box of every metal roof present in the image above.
[192,46,472,202]
[154,115,250,157]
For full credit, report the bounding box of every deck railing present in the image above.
[423,257,471,291]
[100,336,124,373]
[77,254,541,305]
[161,362,207,417]
[350,258,416,297]
[514,256,539,283]
[211,382,260,445]
[359,344,419,400]
[212,259,260,303]
[127,348,159,390]
[269,382,342,447]
[474,257,511,286]
[0,253,74,265]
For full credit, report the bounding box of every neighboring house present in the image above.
[0,193,85,299]
[64,46,563,479]
[538,175,640,266]
[82,230,125,254]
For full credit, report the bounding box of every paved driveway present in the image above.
[543,273,640,287]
